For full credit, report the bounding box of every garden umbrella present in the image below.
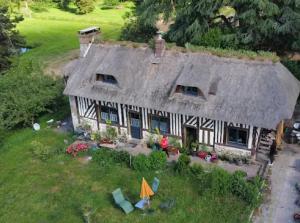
[140,177,154,199]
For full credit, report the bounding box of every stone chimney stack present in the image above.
[154,31,165,58]
[78,27,100,58]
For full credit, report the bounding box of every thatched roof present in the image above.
[64,43,300,129]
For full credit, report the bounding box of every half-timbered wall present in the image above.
[72,96,257,151]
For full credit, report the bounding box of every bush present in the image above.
[132,154,150,171]
[174,154,191,173]
[189,163,204,176]
[75,0,95,14]
[93,148,130,167]
[105,126,117,141]
[101,0,119,9]
[148,151,167,170]
[93,149,114,168]
[31,140,51,161]
[209,168,232,195]
[112,150,130,165]
[0,60,64,130]
[230,171,262,207]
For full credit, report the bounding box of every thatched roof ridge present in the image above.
[64,43,300,129]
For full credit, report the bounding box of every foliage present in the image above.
[168,136,181,148]
[282,59,300,81]
[230,171,262,207]
[0,60,64,130]
[102,0,120,9]
[105,126,117,141]
[75,0,95,14]
[93,148,130,168]
[31,140,51,161]
[133,0,300,53]
[184,43,279,62]
[0,6,25,73]
[174,154,191,173]
[195,27,223,48]
[132,154,150,171]
[148,151,167,170]
[120,9,157,43]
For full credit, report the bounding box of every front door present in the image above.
[184,126,198,150]
[129,112,142,139]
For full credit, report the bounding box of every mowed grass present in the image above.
[17,1,132,63]
[0,127,251,223]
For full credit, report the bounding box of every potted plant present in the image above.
[191,142,198,156]
[210,150,218,162]
[197,145,208,159]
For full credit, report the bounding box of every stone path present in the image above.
[253,143,300,223]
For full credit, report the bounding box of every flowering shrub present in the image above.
[66,143,89,157]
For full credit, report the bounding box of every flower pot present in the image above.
[197,151,208,159]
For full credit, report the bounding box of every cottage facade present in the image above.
[64,27,300,157]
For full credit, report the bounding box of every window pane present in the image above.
[110,113,118,123]
[101,112,109,121]
[151,118,160,132]
[228,127,247,146]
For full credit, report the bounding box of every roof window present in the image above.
[175,85,203,97]
[96,74,117,84]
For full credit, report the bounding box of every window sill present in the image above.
[221,143,249,150]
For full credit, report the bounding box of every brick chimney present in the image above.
[154,31,165,58]
[78,27,100,58]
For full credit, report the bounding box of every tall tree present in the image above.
[229,0,300,52]
[132,0,300,53]
[0,6,25,73]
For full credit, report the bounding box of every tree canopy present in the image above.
[128,0,300,53]
[0,6,25,73]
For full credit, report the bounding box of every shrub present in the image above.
[101,0,119,9]
[75,0,95,14]
[31,140,51,161]
[105,126,117,141]
[93,149,114,168]
[148,151,167,170]
[189,163,204,176]
[230,171,262,207]
[132,154,150,171]
[112,150,130,165]
[93,148,131,168]
[174,154,191,173]
[209,168,232,195]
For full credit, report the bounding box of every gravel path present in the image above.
[253,143,300,223]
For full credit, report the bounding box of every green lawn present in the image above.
[0,126,251,223]
[17,1,132,63]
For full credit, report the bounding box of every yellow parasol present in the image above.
[140,177,154,199]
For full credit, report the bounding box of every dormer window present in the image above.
[175,85,203,97]
[96,74,117,84]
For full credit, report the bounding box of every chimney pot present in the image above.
[155,31,165,58]
[78,27,100,58]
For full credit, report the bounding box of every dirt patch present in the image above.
[77,156,92,165]
[44,49,79,77]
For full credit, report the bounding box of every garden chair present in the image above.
[152,177,160,193]
[112,188,134,214]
